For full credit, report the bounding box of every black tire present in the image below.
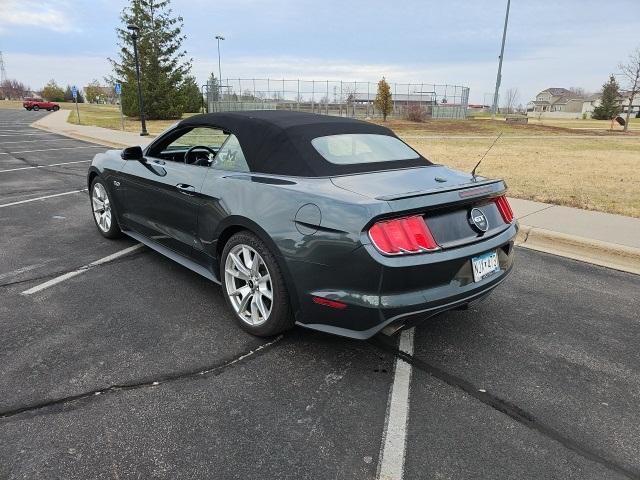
[25,107,32,111]
[32,105,39,111]
[221,231,293,337]
[90,177,122,239]
[52,105,60,111]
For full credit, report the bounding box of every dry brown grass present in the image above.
[405,136,640,218]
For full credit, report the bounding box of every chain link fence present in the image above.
[205,79,469,119]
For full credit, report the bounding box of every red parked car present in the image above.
[23,98,60,112]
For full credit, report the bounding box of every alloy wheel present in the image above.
[92,183,112,233]
[224,244,273,326]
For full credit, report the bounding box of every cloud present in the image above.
[0,0,75,33]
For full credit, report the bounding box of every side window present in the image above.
[212,135,250,172]
[167,127,229,151]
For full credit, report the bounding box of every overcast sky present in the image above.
[1,0,639,104]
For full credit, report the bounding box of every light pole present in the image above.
[127,24,149,136]
[491,0,511,120]
[215,35,225,99]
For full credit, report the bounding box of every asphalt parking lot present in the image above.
[1,108,639,480]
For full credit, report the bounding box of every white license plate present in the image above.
[471,250,499,282]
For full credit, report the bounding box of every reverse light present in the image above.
[368,215,439,255]
[494,196,514,223]
[312,296,347,309]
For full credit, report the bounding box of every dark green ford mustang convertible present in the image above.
[87,111,517,339]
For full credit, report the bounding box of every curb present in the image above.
[31,110,151,149]
[516,225,640,275]
[33,122,130,149]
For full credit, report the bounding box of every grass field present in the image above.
[62,102,198,135]
[2,99,638,217]
[405,136,640,218]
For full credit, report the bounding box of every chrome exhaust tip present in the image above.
[381,323,405,337]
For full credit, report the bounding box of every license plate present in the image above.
[471,250,499,282]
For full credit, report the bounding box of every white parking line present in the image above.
[0,146,104,155]
[0,160,91,173]
[0,138,82,145]
[21,244,143,295]
[0,133,58,137]
[0,189,87,208]
[377,328,414,480]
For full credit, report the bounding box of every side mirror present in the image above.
[121,145,144,161]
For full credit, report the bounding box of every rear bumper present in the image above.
[291,223,517,339]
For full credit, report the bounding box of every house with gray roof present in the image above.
[528,88,585,113]
[581,90,640,118]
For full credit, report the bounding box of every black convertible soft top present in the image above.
[177,110,428,177]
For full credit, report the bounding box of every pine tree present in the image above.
[181,75,202,113]
[108,0,192,120]
[374,77,393,121]
[592,75,621,120]
[64,85,74,102]
[207,73,220,101]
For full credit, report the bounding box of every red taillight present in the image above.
[495,195,514,223]
[312,296,347,309]
[368,215,439,255]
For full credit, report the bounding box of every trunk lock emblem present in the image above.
[469,208,489,233]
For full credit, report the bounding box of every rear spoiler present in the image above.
[375,179,504,202]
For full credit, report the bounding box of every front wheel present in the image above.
[32,105,39,111]
[52,105,60,111]
[221,232,293,337]
[90,177,122,239]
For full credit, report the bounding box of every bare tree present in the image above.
[618,46,640,132]
[502,87,519,114]
[569,86,588,97]
[0,79,29,100]
[342,83,357,105]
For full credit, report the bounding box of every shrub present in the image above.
[404,104,426,122]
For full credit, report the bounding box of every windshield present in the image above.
[311,134,420,165]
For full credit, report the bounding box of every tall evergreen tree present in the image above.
[108,0,192,120]
[181,75,202,113]
[592,75,621,120]
[64,85,74,102]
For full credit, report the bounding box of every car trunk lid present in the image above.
[331,166,511,249]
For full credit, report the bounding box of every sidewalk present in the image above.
[32,111,640,275]
[32,109,154,149]
[510,198,640,275]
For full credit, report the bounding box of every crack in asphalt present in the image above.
[369,337,640,480]
[0,336,283,421]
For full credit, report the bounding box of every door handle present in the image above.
[176,183,196,195]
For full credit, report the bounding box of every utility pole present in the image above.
[0,51,7,85]
[215,35,225,99]
[491,0,511,120]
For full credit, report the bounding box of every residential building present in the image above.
[582,90,640,117]
[528,88,585,113]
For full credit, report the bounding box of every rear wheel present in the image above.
[90,177,122,239]
[221,232,293,337]
[32,105,39,111]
